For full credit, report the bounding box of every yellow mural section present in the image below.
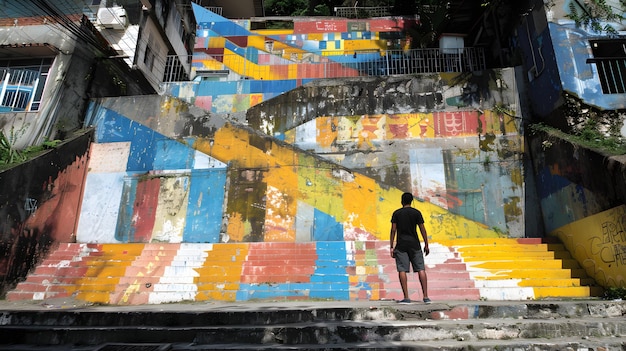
[192,121,504,243]
[74,244,142,303]
[550,205,626,288]
[195,243,249,301]
[343,173,378,238]
[437,238,599,298]
[295,111,519,147]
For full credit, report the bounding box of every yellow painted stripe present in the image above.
[195,244,249,302]
[518,278,582,287]
[533,286,594,298]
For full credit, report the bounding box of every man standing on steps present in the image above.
[389,192,431,304]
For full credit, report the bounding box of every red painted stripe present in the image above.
[131,177,160,243]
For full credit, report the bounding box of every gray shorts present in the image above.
[394,247,425,272]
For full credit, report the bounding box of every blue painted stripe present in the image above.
[184,169,227,243]
[154,139,194,170]
[115,174,139,242]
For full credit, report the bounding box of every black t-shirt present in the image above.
[391,207,424,251]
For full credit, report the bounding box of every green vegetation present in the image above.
[531,93,626,156]
[604,286,626,300]
[0,130,25,165]
[0,130,62,168]
[531,122,626,155]
[566,0,625,35]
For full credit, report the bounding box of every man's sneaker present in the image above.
[397,298,411,304]
[423,298,431,304]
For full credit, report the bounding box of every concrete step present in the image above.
[5,239,603,304]
[0,300,623,351]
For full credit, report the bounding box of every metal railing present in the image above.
[334,6,391,18]
[189,47,486,81]
[164,54,194,82]
[587,57,626,94]
[204,7,222,16]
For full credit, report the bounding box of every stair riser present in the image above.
[2,320,624,346]
[6,239,601,304]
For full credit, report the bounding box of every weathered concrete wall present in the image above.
[0,20,155,148]
[0,130,92,297]
[528,129,626,234]
[529,129,626,288]
[81,94,502,245]
[247,70,527,237]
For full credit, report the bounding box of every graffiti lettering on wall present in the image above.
[315,21,338,32]
[597,216,626,266]
[550,205,626,288]
[24,198,37,215]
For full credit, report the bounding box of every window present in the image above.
[144,35,155,71]
[0,58,52,112]
[588,39,626,94]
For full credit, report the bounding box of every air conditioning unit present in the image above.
[439,35,464,54]
[97,6,128,30]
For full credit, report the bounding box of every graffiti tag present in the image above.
[24,198,37,215]
[591,217,626,266]
[315,21,337,31]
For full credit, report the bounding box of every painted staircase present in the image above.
[5,238,602,305]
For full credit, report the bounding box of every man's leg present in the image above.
[398,271,409,299]
[418,269,429,300]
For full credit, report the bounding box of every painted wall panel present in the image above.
[313,208,343,241]
[295,201,315,242]
[151,175,190,243]
[130,176,161,242]
[154,139,194,170]
[77,172,125,243]
[183,169,226,243]
[551,205,626,288]
[116,175,140,242]
[88,142,130,173]
[409,148,447,209]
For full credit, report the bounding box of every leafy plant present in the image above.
[0,130,26,165]
[566,0,625,35]
[604,286,626,300]
[0,130,62,167]
[530,122,626,155]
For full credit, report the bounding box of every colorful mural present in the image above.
[7,238,598,304]
[170,5,418,114]
[77,107,227,244]
[81,96,502,244]
[550,205,626,288]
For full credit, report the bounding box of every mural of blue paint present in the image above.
[236,283,308,301]
[311,241,349,300]
[193,3,253,36]
[550,23,626,110]
[313,209,343,241]
[115,174,140,242]
[88,106,161,172]
[154,139,195,170]
[184,168,227,243]
[444,150,508,230]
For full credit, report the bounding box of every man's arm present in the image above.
[389,222,397,258]
[418,223,430,256]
